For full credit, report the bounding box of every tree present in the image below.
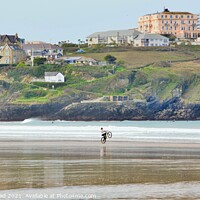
[104,55,117,64]
[33,57,47,66]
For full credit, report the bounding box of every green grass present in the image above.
[75,49,199,69]
[13,89,64,104]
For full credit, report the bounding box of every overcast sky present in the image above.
[0,0,198,43]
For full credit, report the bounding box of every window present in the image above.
[5,50,9,56]
[4,58,9,64]
[181,20,185,24]
[176,15,178,18]
[161,15,164,18]
[165,15,167,18]
[170,15,173,18]
[187,15,190,18]
[181,15,183,18]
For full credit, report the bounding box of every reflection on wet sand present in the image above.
[0,141,200,191]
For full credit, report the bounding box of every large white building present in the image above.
[87,29,141,46]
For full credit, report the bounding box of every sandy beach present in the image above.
[0,140,200,190]
[1,120,200,199]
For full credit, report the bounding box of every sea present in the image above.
[0,119,200,200]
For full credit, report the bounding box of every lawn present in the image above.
[76,50,199,68]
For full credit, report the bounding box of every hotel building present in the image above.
[138,8,200,39]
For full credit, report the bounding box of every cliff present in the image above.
[1,47,200,121]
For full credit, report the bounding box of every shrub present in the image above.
[24,89,47,98]
[33,57,47,66]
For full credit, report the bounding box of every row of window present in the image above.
[161,20,196,24]
[147,39,168,42]
[162,26,195,31]
[141,15,195,21]
[161,15,194,19]
[143,44,168,47]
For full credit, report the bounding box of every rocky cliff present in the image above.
[1,97,200,121]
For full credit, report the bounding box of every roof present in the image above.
[45,72,63,76]
[161,11,192,15]
[22,43,63,51]
[64,57,82,61]
[143,11,193,16]
[135,33,169,40]
[0,35,20,43]
[87,29,141,38]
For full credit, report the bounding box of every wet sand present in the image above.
[0,140,200,199]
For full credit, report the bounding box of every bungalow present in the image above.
[133,33,169,47]
[64,56,98,65]
[45,72,65,83]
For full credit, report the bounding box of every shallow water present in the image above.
[0,120,200,199]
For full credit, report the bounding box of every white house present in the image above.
[87,29,141,46]
[45,72,65,83]
[64,56,98,65]
[133,33,169,47]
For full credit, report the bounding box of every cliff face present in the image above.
[1,97,200,121]
[56,98,200,121]
[1,59,200,121]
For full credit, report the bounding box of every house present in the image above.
[134,33,169,47]
[44,72,65,83]
[0,43,27,64]
[0,33,25,46]
[87,29,141,46]
[22,42,63,60]
[64,56,98,65]
[138,8,200,39]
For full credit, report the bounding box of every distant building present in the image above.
[138,8,200,39]
[22,42,63,60]
[44,72,65,83]
[87,29,141,46]
[0,43,26,64]
[64,56,98,65]
[0,33,25,46]
[134,33,169,47]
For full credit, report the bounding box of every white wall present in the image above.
[45,73,64,82]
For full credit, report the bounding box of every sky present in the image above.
[0,0,198,44]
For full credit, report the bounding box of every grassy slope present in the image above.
[75,49,199,68]
[1,46,200,105]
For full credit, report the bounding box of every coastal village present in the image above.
[0,8,200,105]
[1,8,200,66]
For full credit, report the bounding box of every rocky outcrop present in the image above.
[55,98,200,121]
[0,96,200,121]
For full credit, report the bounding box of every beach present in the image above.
[0,120,200,199]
